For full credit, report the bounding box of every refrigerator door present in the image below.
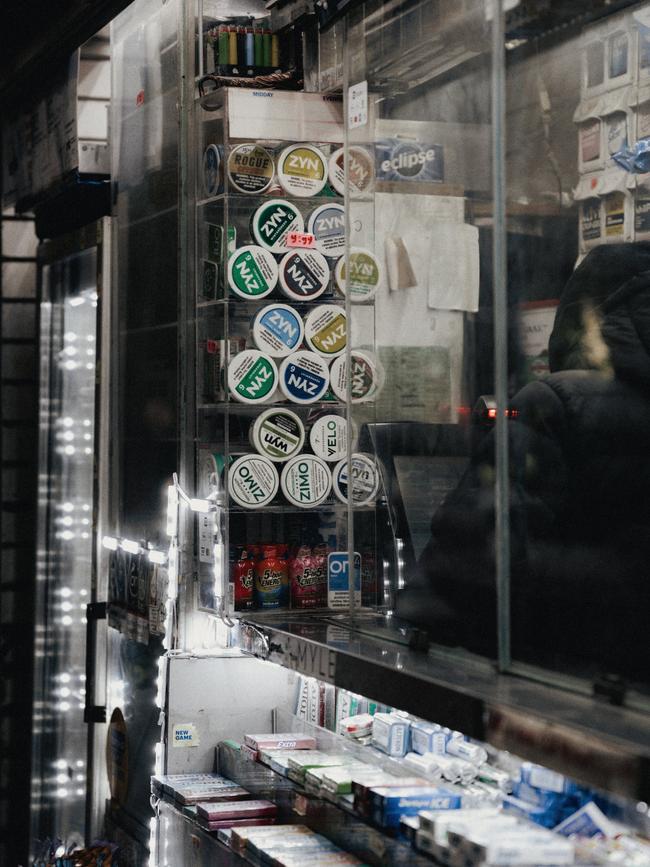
[30,234,103,858]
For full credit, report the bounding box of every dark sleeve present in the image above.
[397,380,570,646]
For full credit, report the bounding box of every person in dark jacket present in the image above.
[398,243,650,686]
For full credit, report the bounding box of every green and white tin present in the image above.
[251,199,304,254]
[250,408,305,462]
[229,454,279,509]
[227,349,278,404]
[228,245,278,299]
[280,454,332,508]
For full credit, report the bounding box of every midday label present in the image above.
[173,723,200,747]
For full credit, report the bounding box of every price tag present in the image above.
[287,231,316,249]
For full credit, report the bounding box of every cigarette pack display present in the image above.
[196,799,278,821]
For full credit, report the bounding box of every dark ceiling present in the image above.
[0,0,129,110]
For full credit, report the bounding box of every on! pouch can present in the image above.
[227,350,278,404]
[277,144,328,197]
[330,350,384,403]
[309,414,349,462]
[332,453,380,506]
[227,143,274,195]
[228,454,279,509]
[279,351,330,404]
[250,408,305,462]
[278,249,330,302]
[280,454,332,507]
[228,245,278,299]
[303,304,346,357]
[307,203,346,259]
[251,199,304,254]
[252,303,304,358]
[334,248,382,302]
[328,146,375,197]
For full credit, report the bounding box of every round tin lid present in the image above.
[332,453,380,506]
[303,304,346,358]
[278,350,330,404]
[277,144,328,198]
[334,247,382,302]
[328,146,375,197]
[252,303,305,358]
[329,349,384,403]
[307,203,346,259]
[250,408,306,462]
[277,249,330,302]
[309,414,349,463]
[227,143,275,195]
[251,199,304,254]
[203,144,223,198]
[229,454,279,509]
[227,350,278,404]
[280,454,332,508]
[228,245,279,299]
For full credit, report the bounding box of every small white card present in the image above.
[348,81,368,129]
[172,723,200,747]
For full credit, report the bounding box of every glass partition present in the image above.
[343,0,498,657]
[505,3,650,695]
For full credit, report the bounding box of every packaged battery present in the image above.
[245,733,317,751]
[197,799,278,821]
[371,712,410,757]
[410,722,451,756]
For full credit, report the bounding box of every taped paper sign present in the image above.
[173,723,200,747]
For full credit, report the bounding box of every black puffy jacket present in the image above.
[399,243,650,685]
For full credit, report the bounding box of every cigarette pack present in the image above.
[371,712,410,757]
[502,793,561,828]
[175,783,250,806]
[371,786,463,828]
[418,807,502,844]
[411,722,451,755]
[519,762,575,795]
[245,733,317,751]
[461,829,574,864]
[339,713,374,739]
[200,817,276,831]
[553,801,615,838]
[399,815,420,843]
[196,799,278,821]
[230,823,311,853]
